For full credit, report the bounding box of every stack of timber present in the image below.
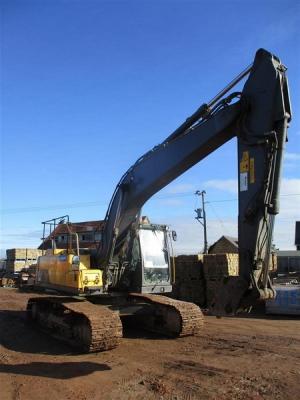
[203,253,239,278]
[173,255,206,306]
[203,253,239,307]
[6,248,43,273]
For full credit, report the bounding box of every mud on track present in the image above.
[0,288,299,400]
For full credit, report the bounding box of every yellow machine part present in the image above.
[36,249,103,294]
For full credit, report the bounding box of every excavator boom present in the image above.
[98,49,291,313]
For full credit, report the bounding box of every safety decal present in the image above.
[240,151,249,173]
[240,172,248,191]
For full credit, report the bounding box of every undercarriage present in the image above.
[27,293,204,353]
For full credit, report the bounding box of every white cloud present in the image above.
[204,179,237,194]
[169,216,237,255]
[0,228,41,257]
[273,220,297,250]
[168,177,300,253]
[285,152,300,161]
[169,214,297,254]
[284,163,299,171]
[163,183,197,194]
[277,179,300,220]
[155,198,183,207]
[1,179,298,258]
[280,178,300,194]
[204,177,300,196]
[279,178,300,213]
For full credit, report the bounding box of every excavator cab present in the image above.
[108,222,173,294]
[136,223,173,293]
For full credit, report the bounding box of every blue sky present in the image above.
[1,0,300,256]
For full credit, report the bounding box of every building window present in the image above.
[57,235,67,243]
[79,233,94,242]
[95,232,102,241]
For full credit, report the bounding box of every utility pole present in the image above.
[195,190,208,254]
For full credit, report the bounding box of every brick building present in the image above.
[39,220,104,250]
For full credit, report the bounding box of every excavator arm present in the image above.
[97,49,291,314]
[218,49,292,315]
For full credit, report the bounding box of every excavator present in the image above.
[27,48,291,352]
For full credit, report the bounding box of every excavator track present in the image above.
[27,297,122,353]
[129,293,204,337]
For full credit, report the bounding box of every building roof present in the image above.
[49,220,105,235]
[223,236,239,247]
[277,250,300,257]
[39,220,104,250]
[208,235,239,252]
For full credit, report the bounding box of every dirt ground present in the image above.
[0,288,299,400]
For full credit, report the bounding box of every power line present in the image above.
[207,202,229,235]
[1,193,300,215]
[1,201,106,214]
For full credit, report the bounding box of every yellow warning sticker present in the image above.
[240,151,249,173]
